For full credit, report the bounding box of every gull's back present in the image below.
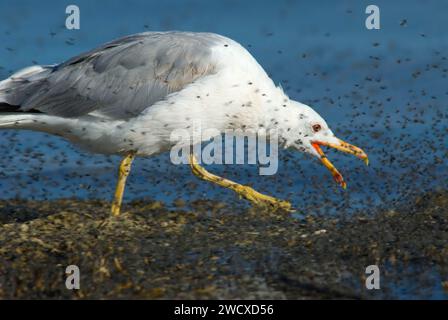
[0,31,243,120]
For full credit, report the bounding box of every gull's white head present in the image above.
[279,101,368,188]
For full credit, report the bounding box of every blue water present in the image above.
[0,0,446,212]
[0,0,447,298]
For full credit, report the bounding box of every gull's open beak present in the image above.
[311,139,369,189]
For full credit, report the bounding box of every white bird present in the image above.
[0,31,368,215]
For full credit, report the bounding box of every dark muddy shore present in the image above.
[0,192,447,299]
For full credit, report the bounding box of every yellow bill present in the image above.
[311,139,368,189]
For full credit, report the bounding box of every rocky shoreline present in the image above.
[0,192,447,299]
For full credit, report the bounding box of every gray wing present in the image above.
[1,32,222,119]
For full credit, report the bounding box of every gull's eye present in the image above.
[312,124,322,133]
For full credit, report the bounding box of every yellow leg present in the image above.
[111,152,136,216]
[189,154,292,211]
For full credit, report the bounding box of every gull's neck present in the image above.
[259,86,296,130]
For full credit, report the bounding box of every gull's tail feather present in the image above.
[0,103,20,113]
[0,65,56,131]
[0,65,54,107]
[0,113,76,138]
[0,113,40,128]
[0,112,93,153]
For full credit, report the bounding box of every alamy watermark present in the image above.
[365,265,380,290]
[365,5,380,30]
[65,264,80,290]
[65,5,80,30]
[169,120,279,176]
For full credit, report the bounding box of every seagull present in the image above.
[0,31,368,215]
